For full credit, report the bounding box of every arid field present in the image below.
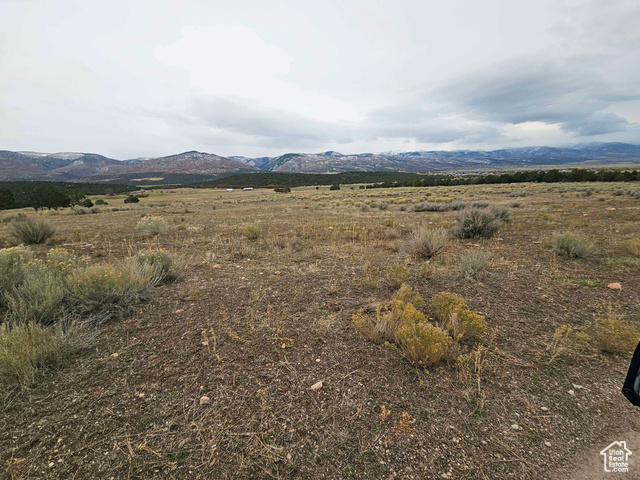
[2,182,640,479]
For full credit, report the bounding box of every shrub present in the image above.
[551,233,594,258]
[353,286,426,343]
[81,198,94,208]
[134,249,177,284]
[450,200,467,211]
[94,199,108,205]
[490,206,513,223]
[240,225,262,240]
[383,264,409,289]
[4,263,66,324]
[10,217,56,244]
[411,200,466,212]
[428,293,467,323]
[124,195,139,204]
[448,309,487,342]
[360,204,370,212]
[329,184,340,190]
[136,216,168,235]
[397,320,452,366]
[0,321,61,386]
[46,247,87,275]
[67,260,159,314]
[619,239,640,256]
[592,314,640,354]
[378,202,389,210]
[428,292,487,342]
[453,209,501,239]
[458,251,490,278]
[0,246,31,298]
[472,201,489,209]
[510,201,522,208]
[409,228,449,259]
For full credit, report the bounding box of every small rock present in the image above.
[274,271,282,275]
[541,407,549,412]
[544,441,552,447]
[568,389,575,396]
[110,353,119,358]
[511,424,521,431]
[175,309,185,313]
[212,264,222,269]
[573,384,584,390]
[200,396,211,405]
[310,381,323,391]
[608,283,622,290]
[286,453,292,461]
[605,207,616,211]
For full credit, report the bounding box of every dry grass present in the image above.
[1,182,640,479]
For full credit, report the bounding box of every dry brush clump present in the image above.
[136,215,168,235]
[409,228,449,260]
[0,246,180,385]
[9,217,56,244]
[551,233,595,258]
[353,286,487,366]
[458,251,490,279]
[452,208,504,239]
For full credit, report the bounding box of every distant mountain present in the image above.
[234,143,640,173]
[1,143,638,182]
[0,151,121,180]
[0,150,257,181]
[94,151,258,177]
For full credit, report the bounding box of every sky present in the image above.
[0,0,638,159]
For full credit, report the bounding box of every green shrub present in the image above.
[94,199,108,205]
[510,201,522,208]
[592,314,640,353]
[45,247,87,275]
[134,249,177,284]
[378,202,389,210]
[67,263,152,308]
[397,320,452,366]
[453,209,501,239]
[0,246,31,300]
[4,263,66,324]
[551,233,595,258]
[330,184,340,190]
[383,264,409,289]
[448,309,487,342]
[0,321,61,386]
[619,239,640,256]
[124,195,140,204]
[428,292,467,323]
[490,206,513,223]
[412,200,466,212]
[458,251,490,278]
[10,217,56,244]
[136,216,168,235]
[472,200,489,209]
[409,228,449,259]
[428,292,487,342]
[240,225,262,240]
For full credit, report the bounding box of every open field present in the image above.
[2,182,640,479]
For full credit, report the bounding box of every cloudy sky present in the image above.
[1,0,638,159]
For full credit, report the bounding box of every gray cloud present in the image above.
[188,96,355,148]
[432,58,639,137]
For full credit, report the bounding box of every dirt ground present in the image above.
[2,182,640,479]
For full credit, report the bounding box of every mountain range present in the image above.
[1,143,639,183]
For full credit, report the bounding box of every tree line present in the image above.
[0,181,131,211]
[365,168,640,189]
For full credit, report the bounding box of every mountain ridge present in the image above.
[1,142,638,182]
